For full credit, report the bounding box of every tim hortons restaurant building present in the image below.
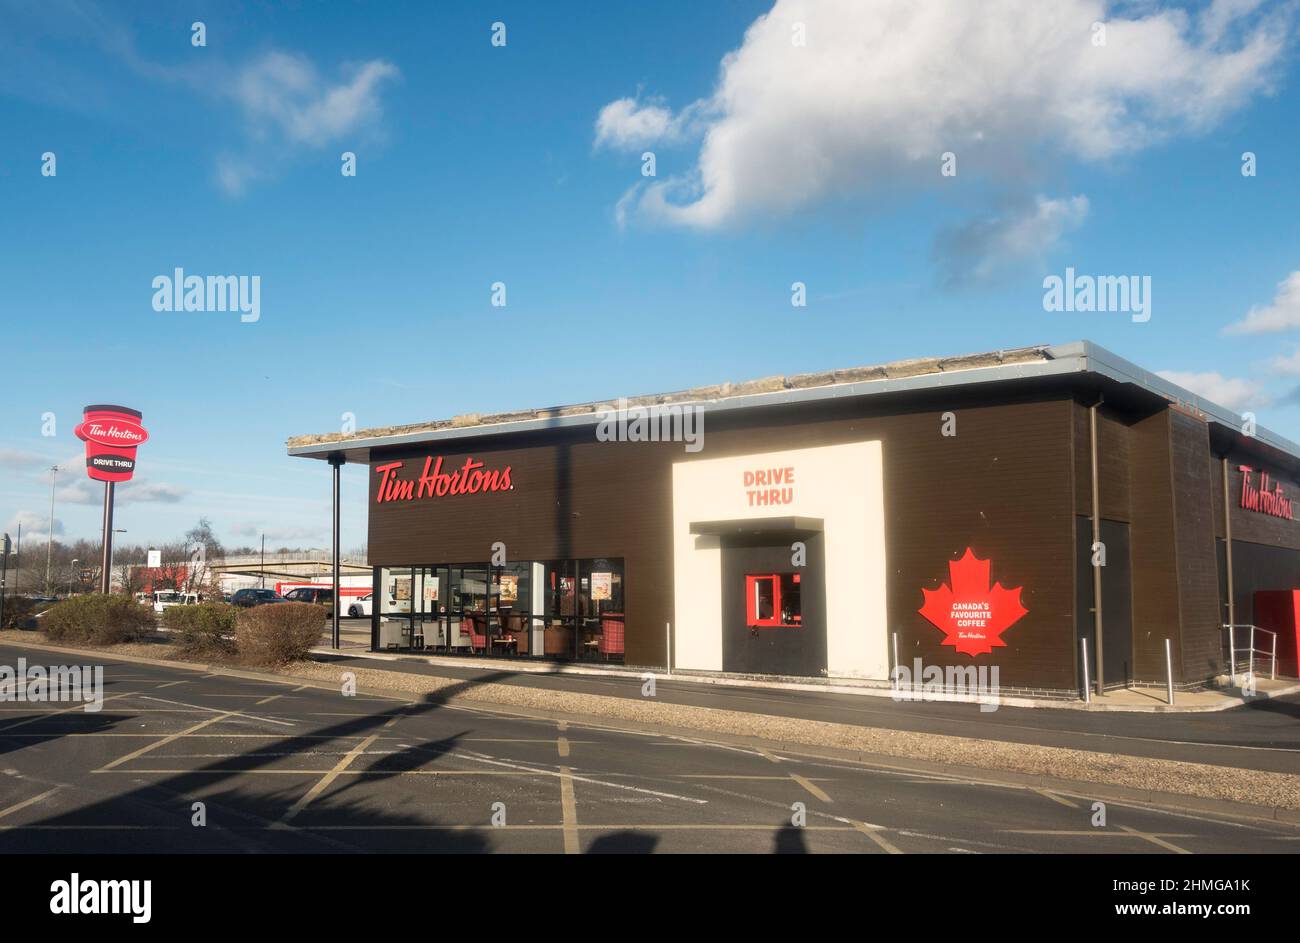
[287,340,1300,696]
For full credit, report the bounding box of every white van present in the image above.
[153,591,204,614]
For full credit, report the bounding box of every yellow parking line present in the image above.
[852,820,903,854]
[790,773,832,803]
[98,768,541,775]
[0,786,61,820]
[557,737,570,758]
[559,766,579,854]
[95,712,237,771]
[1033,788,1079,808]
[281,735,379,823]
[1118,824,1193,854]
[681,775,832,782]
[1008,829,1194,840]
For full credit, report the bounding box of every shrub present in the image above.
[236,602,325,666]
[164,602,238,658]
[41,594,155,645]
[1,596,40,630]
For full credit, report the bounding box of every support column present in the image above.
[1222,456,1235,633]
[1089,398,1105,696]
[328,453,345,650]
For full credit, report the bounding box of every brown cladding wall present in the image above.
[1071,401,1238,684]
[1073,402,1133,522]
[1119,410,1182,677]
[367,393,1079,688]
[1168,410,1223,680]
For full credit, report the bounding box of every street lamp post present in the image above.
[1,533,11,627]
[69,558,79,597]
[44,465,58,596]
[13,522,20,598]
[109,529,126,594]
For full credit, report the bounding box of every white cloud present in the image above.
[231,52,398,147]
[1268,347,1300,375]
[1157,370,1269,412]
[1224,271,1300,334]
[5,511,62,542]
[217,51,399,194]
[0,448,52,470]
[56,477,187,506]
[935,195,1089,286]
[595,97,704,150]
[603,0,1287,229]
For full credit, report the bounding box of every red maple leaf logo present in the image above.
[918,548,1027,657]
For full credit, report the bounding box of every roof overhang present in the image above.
[286,340,1300,472]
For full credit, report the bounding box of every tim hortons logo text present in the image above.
[1239,466,1293,520]
[80,422,146,445]
[374,456,513,504]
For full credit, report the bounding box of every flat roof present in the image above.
[287,340,1300,468]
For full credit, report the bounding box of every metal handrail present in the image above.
[1221,623,1277,683]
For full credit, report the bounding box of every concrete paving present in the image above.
[0,644,1295,854]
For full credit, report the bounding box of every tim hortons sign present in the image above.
[74,405,149,483]
[374,456,513,504]
[1238,466,1294,521]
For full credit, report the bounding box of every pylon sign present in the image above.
[74,404,149,593]
[74,405,149,483]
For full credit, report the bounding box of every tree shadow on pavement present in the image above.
[2,670,561,853]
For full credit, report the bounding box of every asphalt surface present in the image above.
[313,623,1300,776]
[0,644,1296,853]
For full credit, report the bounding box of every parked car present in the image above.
[230,588,287,608]
[346,593,397,617]
[282,587,335,607]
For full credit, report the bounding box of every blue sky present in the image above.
[2,0,1299,551]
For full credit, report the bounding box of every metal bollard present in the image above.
[1081,638,1091,705]
[1164,638,1174,706]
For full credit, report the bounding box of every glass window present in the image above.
[746,572,801,628]
[374,558,623,662]
[377,567,414,650]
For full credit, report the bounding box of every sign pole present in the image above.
[100,481,115,594]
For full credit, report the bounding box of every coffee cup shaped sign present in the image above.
[74,405,149,483]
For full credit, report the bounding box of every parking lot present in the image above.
[0,644,1296,853]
